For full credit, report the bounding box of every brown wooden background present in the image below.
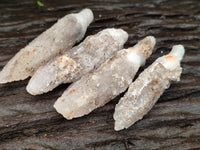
[0,0,200,149]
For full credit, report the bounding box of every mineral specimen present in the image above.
[114,45,185,131]
[0,8,93,83]
[26,28,128,95]
[54,36,156,120]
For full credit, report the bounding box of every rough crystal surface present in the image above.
[114,45,185,131]
[54,36,156,120]
[0,8,93,83]
[26,28,128,95]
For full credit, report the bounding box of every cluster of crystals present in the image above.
[0,7,185,132]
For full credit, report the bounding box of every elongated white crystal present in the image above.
[114,45,185,131]
[54,36,156,120]
[0,8,94,83]
[26,28,128,95]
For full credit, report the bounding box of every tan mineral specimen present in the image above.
[26,28,128,95]
[54,36,156,120]
[0,8,93,83]
[114,45,185,131]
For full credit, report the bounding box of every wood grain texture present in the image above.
[0,0,200,149]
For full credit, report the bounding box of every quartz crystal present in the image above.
[114,45,185,131]
[0,8,93,83]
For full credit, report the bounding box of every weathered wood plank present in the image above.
[0,0,200,149]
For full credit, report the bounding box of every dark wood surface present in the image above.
[0,0,200,149]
